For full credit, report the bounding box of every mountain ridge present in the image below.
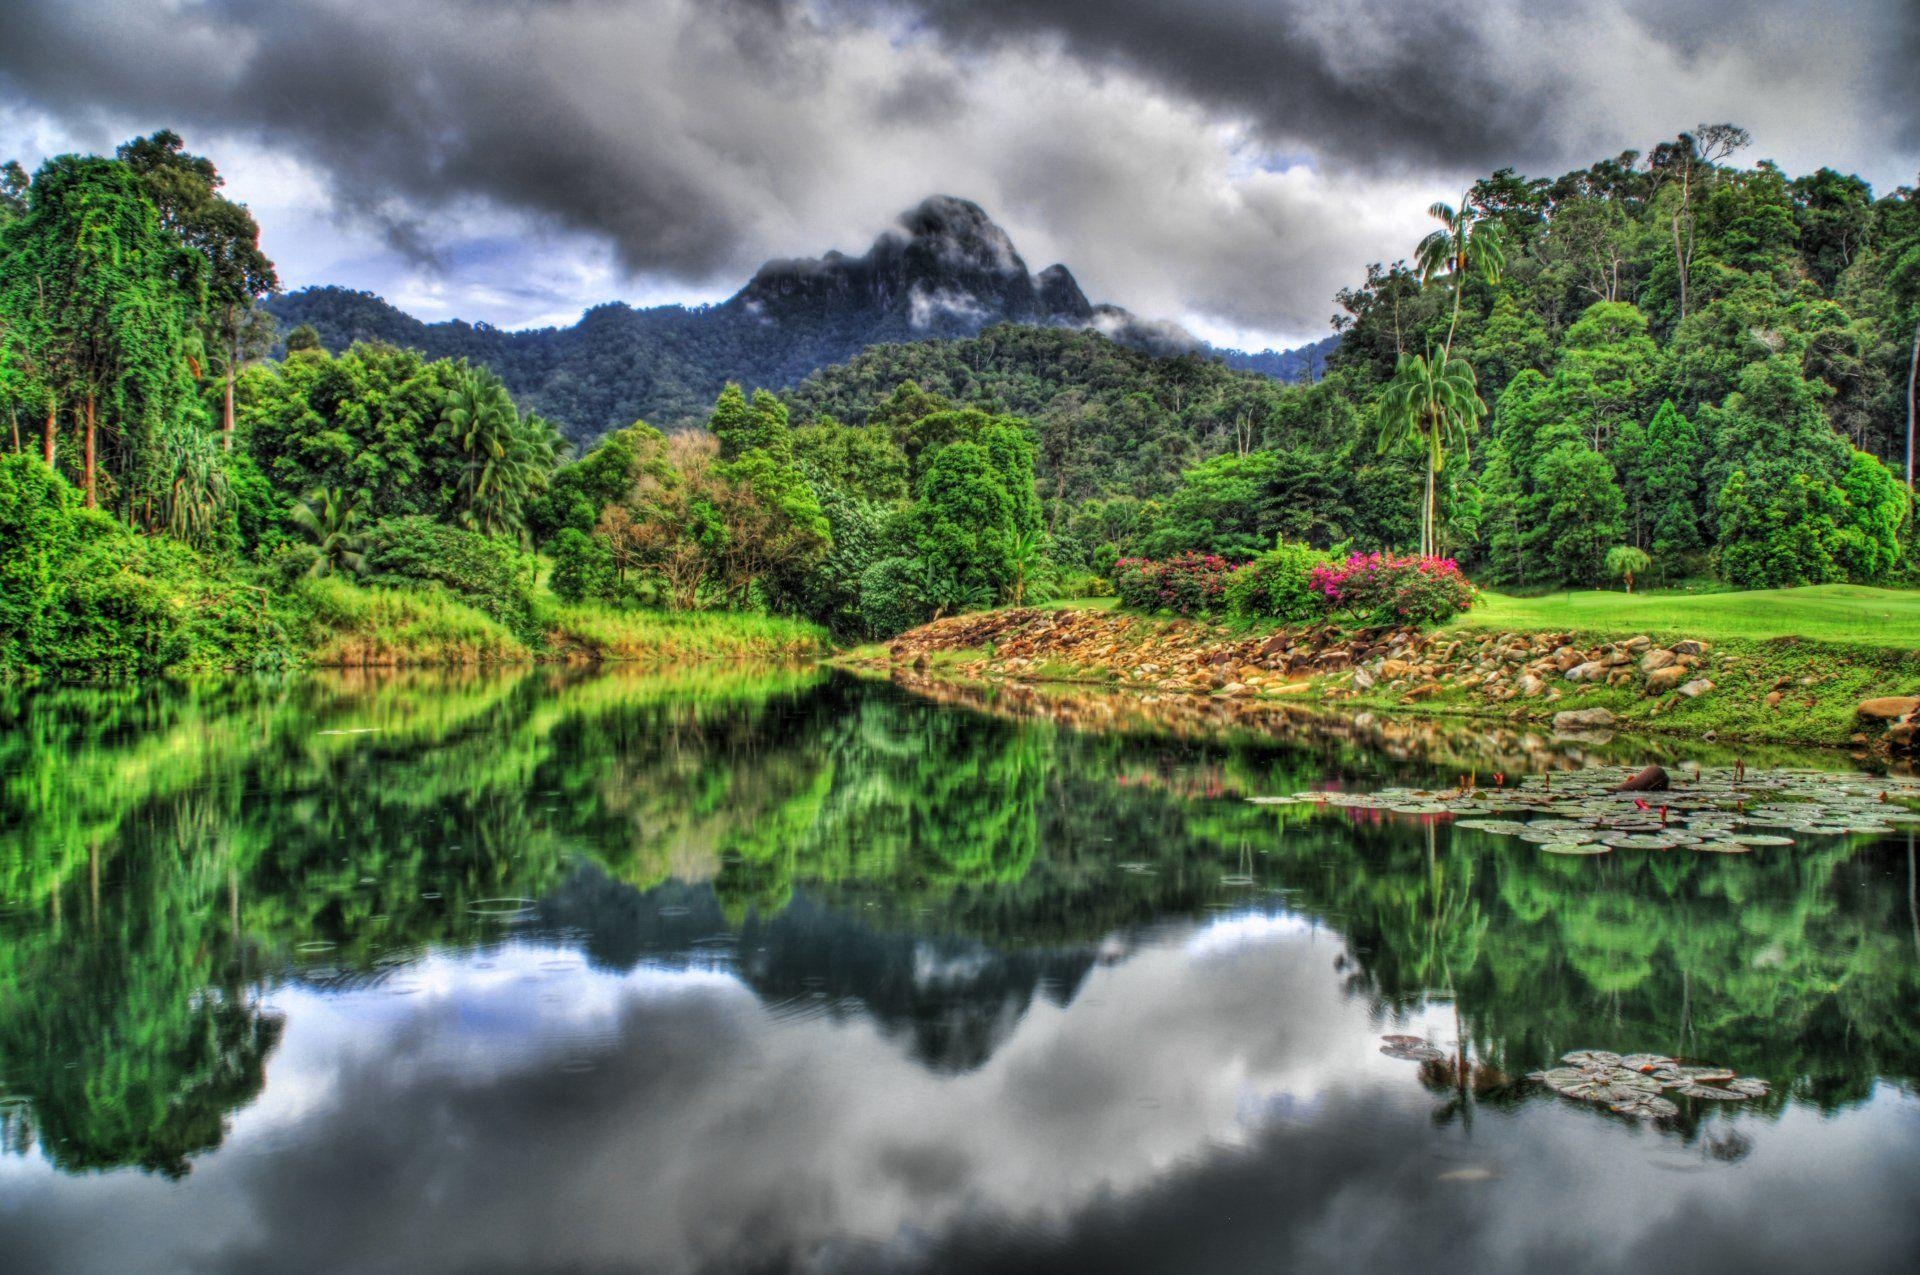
[264,195,1334,441]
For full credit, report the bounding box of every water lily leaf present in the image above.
[1561,1050,1623,1068]
[1382,1043,1445,1062]
[1541,842,1611,855]
[1620,1053,1675,1072]
[1611,1095,1680,1119]
[1724,1077,1771,1097]
[1677,1083,1746,1100]
[1380,1034,1426,1047]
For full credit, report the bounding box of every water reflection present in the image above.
[0,668,1916,1272]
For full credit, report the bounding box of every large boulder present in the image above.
[1644,666,1687,695]
[1857,696,1920,723]
[1639,649,1677,674]
[1553,707,1617,731]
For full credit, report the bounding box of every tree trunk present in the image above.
[83,393,97,508]
[224,365,236,451]
[1424,453,1437,558]
[42,397,56,466]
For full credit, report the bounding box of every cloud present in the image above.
[1,0,1915,347]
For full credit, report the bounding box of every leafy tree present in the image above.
[0,155,202,511]
[436,363,556,542]
[117,131,279,451]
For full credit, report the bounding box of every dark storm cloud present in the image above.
[1,0,1914,339]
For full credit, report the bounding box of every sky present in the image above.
[2,0,1916,351]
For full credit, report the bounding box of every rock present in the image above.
[1565,661,1608,683]
[1640,649,1677,673]
[1856,696,1920,722]
[1217,682,1249,697]
[1515,673,1547,698]
[1625,635,1652,652]
[1613,764,1670,793]
[1673,640,1709,656]
[1678,679,1714,698]
[1352,667,1376,690]
[1764,690,1784,709]
[1644,666,1687,695]
[1554,707,1617,731]
[1405,682,1443,701]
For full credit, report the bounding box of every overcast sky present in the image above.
[3,0,1916,350]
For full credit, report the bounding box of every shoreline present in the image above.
[838,606,1920,758]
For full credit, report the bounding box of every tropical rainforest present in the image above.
[2,125,1918,679]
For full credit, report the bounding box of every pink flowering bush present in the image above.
[1308,552,1476,627]
[1113,552,1238,616]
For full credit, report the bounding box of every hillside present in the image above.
[264,195,1332,443]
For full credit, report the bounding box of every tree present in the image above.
[156,421,232,549]
[117,131,280,451]
[1416,196,1508,354]
[0,156,202,510]
[1376,349,1487,556]
[1605,545,1650,593]
[1648,125,1750,323]
[1640,401,1704,565]
[1530,442,1626,585]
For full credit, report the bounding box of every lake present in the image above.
[2,666,1917,1274]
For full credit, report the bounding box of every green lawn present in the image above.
[1456,584,1920,650]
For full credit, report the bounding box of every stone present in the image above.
[1673,639,1708,656]
[1352,667,1376,690]
[1566,661,1608,683]
[1554,707,1617,731]
[1625,635,1653,652]
[1856,696,1920,722]
[1405,681,1444,701]
[1639,649,1677,674]
[1217,682,1249,697]
[1515,673,1547,698]
[1678,679,1714,698]
[1764,690,1784,709]
[1613,765,1670,792]
[1644,665,1687,695]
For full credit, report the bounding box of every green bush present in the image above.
[548,527,616,604]
[859,556,932,638]
[1224,541,1331,622]
[362,516,539,640]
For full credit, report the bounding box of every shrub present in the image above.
[1224,541,1331,622]
[1113,553,1237,616]
[859,555,933,638]
[1308,552,1475,627]
[362,516,539,640]
[549,527,616,604]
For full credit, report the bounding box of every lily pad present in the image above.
[1382,1043,1446,1062]
[1541,841,1612,855]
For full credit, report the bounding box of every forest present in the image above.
[1,125,1917,679]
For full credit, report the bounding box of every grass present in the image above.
[292,576,530,667]
[542,602,830,663]
[1457,584,1920,651]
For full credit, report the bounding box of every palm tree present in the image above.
[1416,197,1507,355]
[289,486,366,578]
[1377,348,1487,557]
[1605,544,1651,593]
[439,366,553,541]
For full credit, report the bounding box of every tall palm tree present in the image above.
[289,486,366,578]
[439,365,552,541]
[1416,198,1507,355]
[1377,348,1487,557]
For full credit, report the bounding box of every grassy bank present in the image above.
[543,602,830,663]
[859,588,1920,750]
[1458,585,1920,650]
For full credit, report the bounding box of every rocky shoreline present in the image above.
[862,607,1920,759]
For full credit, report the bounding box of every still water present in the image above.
[1,666,1917,1273]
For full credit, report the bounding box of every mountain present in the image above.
[264,195,1333,442]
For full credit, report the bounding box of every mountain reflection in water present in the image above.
[0,667,1916,1274]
